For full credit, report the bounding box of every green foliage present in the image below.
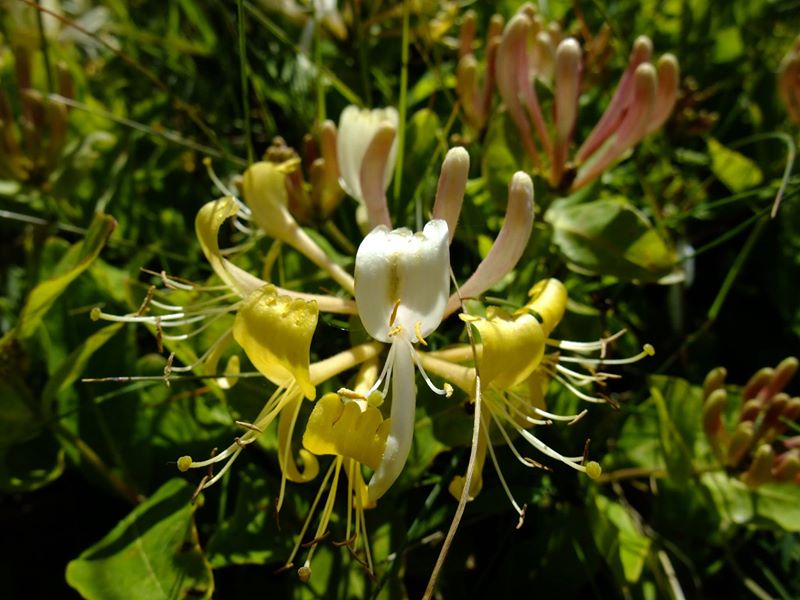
[66,479,214,599]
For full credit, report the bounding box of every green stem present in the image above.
[34,0,54,93]
[237,0,254,165]
[707,217,766,321]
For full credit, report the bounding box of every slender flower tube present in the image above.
[336,106,399,228]
[354,219,451,502]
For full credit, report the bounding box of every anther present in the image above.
[516,504,528,529]
[414,321,428,346]
[388,325,403,337]
[297,565,312,583]
[135,285,156,317]
[235,420,263,433]
[163,352,174,387]
[338,388,368,400]
[443,383,454,398]
[389,299,401,327]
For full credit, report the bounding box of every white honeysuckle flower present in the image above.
[354,219,451,502]
[336,106,399,227]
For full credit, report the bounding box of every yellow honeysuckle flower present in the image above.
[420,278,653,519]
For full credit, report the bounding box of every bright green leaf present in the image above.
[707,137,763,193]
[17,213,116,340]
[66,478,214,599]
[592,495,652,584]
[545,197,677,281]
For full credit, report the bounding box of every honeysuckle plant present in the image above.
[779,35,800,126]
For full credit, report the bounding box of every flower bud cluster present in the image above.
[702,357,800,487]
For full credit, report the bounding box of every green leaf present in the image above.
[702,472,800,532]
[16,213,116,340]
[482,111,523,205]
[41,322,124,415]
[545,197,677,282]
[66,478,214,599]
[707,138,763,193]
[649,375,703,482]
[0,373,40,447]
[713,27,744,63]
[591,495,652,584]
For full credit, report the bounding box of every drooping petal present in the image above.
[359,123,395,229]
[368,338,416,502]
[645,53,680,135]
[470,308,546,389]
[278,394,321,483]
[354,220,450,343]
[233,284,318,399]
[444,172,533,317]
[303,392,391,470]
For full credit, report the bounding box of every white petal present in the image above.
[355,220,450,343]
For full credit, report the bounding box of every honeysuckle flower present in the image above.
[419,278,655,518]
[494,7,680,190]
[778,35,800,125]
[702,358,800,486]
[336,105,399,229]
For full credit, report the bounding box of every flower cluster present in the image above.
[93,103,653,580]
[455,4,679,190]
[703,357,800,487]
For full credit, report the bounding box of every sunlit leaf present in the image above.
[545,197,677,282]
[16,213,116,340]
[591,495,652,584]
[66,478,214,599]
[707,137,763,193]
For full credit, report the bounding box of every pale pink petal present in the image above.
[432,147,470,243]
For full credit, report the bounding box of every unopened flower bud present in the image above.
[727,421,754,467]
[703,367,727,401]
[773,449,800,482]
[742,367,773,402]
[703,389,728,451]
[742,444,775,488]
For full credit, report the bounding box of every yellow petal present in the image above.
[470,308,545,389]
[520,278,567,336]
[303,393,391,471]
[233,284,318,399]
[195,196,264,296]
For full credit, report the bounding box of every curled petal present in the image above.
[195,196,265,297]
[233,284,318,399]
[278,395,320,483]
[445,172,534,317]
[432,146,470,243]
[303,392,391,470]
[520,278,567,336]
[355,220,450,343]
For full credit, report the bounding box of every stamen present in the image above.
[203,157,239,199]
[388,325,404,337]
[555,363,620,385]
[482,417,524,516]
[136,285,156,316]
[556,344,655,366]
[545,329,627,354]
[552,371,608,404]
[338,388,368,400]
[150,292,240,312]
[407,339,450,396]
